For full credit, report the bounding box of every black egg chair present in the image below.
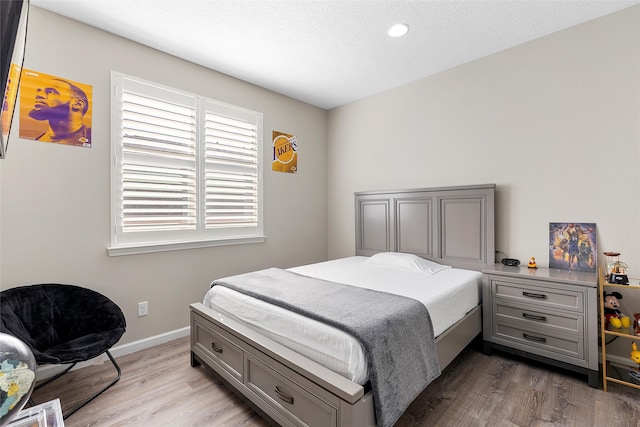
[0,284,126,419]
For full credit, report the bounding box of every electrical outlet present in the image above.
[138,301,149,317]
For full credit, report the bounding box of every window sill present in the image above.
[107,235,266,256]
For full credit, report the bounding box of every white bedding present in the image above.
[203,255,482,385]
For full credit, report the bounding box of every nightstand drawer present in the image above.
[495,323,582,359]
[495,303,580,332]
[493,280,583,312]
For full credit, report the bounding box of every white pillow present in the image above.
[365,252,451,274]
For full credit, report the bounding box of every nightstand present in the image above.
[482,264,598,388]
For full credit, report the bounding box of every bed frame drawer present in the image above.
[192,314,244,382]
[246,354,338,427]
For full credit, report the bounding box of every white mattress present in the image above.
[203,256,482,385]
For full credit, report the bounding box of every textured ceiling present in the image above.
[31,0,640,109]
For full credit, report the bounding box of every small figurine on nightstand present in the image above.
[528,257,537,269]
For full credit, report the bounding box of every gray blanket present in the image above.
[212,267,441,427]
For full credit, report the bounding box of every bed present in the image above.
[190,184,495,427]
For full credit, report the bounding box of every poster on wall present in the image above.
[19,69,92,148]
[272,130,297,173]
[549,222,597,273]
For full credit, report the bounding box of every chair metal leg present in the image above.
[28,363,77,407]
[35,363,77,390]
[62,350,121,419]
[30,351,121,420]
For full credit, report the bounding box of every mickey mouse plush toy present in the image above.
[603,291,631,329]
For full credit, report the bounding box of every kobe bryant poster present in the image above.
[272,130,297,173]
[19,69,93,148]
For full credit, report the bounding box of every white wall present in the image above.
[327,6,640,276]
[0,7,328,344]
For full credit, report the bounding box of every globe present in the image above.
[0,332,36,427]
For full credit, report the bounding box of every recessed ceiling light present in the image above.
[388,23,409,38]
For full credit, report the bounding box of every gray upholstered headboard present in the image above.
[355,184,495,271]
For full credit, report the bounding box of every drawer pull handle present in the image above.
[522,291,547,299]
[523,313,547,322]
[523,333,547,343]
[211,342,223,353]
[275,386,294,405]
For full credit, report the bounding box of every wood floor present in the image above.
[32,336,640,427]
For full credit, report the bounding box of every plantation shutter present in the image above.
[203,109,259,229]
[120,83,197,233]
[111,73,263,254]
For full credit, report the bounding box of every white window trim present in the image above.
[107,236,266,257]
[108,72,265,256]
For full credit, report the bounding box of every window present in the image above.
[109,73,264,255]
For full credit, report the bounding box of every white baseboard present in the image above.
[110,326,190,359]
[36,326,190,381]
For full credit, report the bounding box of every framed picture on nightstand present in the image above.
[549,222,597,273]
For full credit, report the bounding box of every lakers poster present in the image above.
[19,70,93,148]
[272,131,297,173]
